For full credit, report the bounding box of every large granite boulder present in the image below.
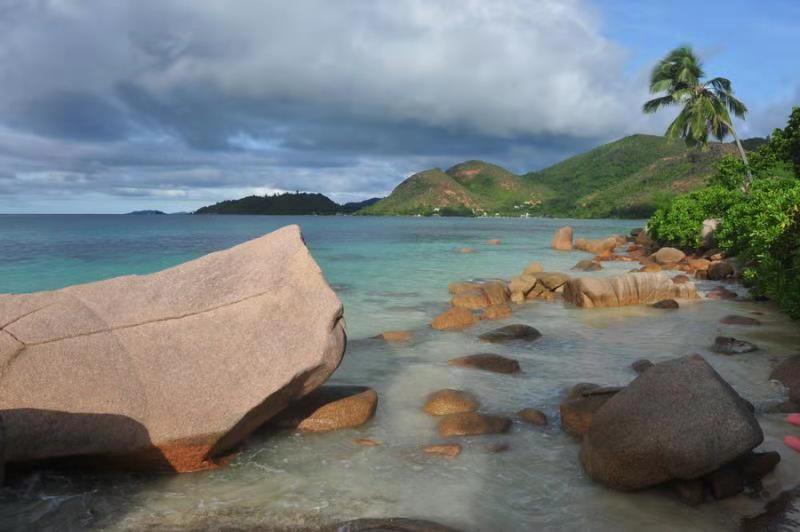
[574,237,618,256]
[0,225,346,472]
[563,272,698,308]
[580,355,763,491]
[652,247,686,265]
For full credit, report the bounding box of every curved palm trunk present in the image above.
[728,124,753,192]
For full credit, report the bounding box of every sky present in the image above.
[0,0,797,214]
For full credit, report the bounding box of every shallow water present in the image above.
[0,215,799,531]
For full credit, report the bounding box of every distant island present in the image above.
[126,210,166,215]
[193,134,764,219]
[194,192,381,215]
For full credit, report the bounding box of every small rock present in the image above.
[379,330,412,342]
[688,258,711,271]
[517,408,547,426]
[431,307,478,331]
[672,274,690,284]
[423,443,462,458]
[652,299,679,309]
[552,226,574,251]
[708,261,735,280]
[523,261,544,275]
[448,281,481,294]
[711,336,758,355]
[704,463,744,500]
[672,478,706,506]
[479,324,542,344]
[537,272,570,290]
[631,359,654,374]
[272,386,378,432]
[448,353,521,374]
[770,357,800,403]
[438,412,511,437]
[653,247,686,265]
[487,239,501,245]
[720,315,762,326]
[451,289,491,310]
[572,260,602,272]
[459,247,475,254]
[482,304,512,320]
[640,263,662,273]
[707,286,738,300]
[354,438,382,447]
[423,389,480,416]
[481,281,510,306]
[332,518,461,532]
[738,451,781,482]
[487,442,511,453]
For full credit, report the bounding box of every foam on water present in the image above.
[0,215,799,530]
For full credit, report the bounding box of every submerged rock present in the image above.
[379,330,412,342]
[711,336,758,355]
[448,353,521,374]
[423,389,480,416]
[331,518,461,532]
[572,260,602,272]
[551,226,574,251]
[720,315,762,326]
[580,355,763,491]
[770,357,800,403]
[423,443,462,458]
[706,286,738,300]
[0,225,346,472]
[270,386,378,433]
[652,299,679,309]
[479,324,542,343]
[517,408,548,426]
[431,307,478,331]
[563,273,698,308]
[437,412,511,437]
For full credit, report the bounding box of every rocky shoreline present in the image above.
[1,223,798,530]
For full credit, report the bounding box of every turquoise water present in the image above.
[1,215,799,531]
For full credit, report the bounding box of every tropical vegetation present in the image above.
[648,107,800,318]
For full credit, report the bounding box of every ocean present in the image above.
[0,214,797,531]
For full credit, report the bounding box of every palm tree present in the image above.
[643,46,753,189]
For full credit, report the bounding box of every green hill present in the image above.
[195,192,343,215]
[361,134,742,218]
[361,161,551,216]
[524,134,739,217]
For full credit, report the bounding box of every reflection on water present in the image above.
[0,215,799,530]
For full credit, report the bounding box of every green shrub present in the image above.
[716,178,800,318]
[647,186,741,248]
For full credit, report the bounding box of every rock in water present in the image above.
[551,226,574,250]
[479,324,542,343]
[0,225,346,472]
[580,355,763,491]
[437,412,511,437]
[270,386,378,432]
[712,336,758,355]
[563,273,698,308]
[448,353,521,374]
[652,247,686,265]
[431,307,478,331]
[331,518,461,532]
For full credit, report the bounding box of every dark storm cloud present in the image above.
[0,0,790,213]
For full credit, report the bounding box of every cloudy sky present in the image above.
[0,0,797,213]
